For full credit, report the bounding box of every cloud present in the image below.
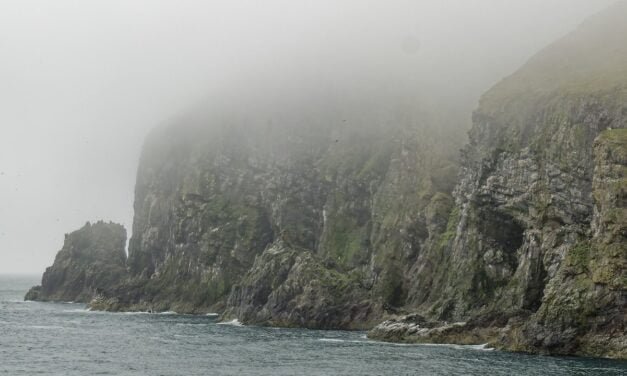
[0,0,614,273]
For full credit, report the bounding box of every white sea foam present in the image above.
[119,310,180,315]
[414,342,494,351]
[319,338,382,345]
[467,343,494,351]
[62,308,152,315]
[62,309,186,316]
[320,338,395,346]
[217,319,243,326]
[319,338,494,351]
[205,313,219,317]
[63,308,93,313]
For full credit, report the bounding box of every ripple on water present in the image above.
[25,325,66,330]
[1,275,626,376]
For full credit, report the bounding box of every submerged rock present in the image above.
[25,221,128,303]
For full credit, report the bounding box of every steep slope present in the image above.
[25,221,128,303]
[370,1,627,359]
[90,94,462,326]
[512,129,626,358]
[86,1,625,358]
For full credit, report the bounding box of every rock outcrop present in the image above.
[223,241,377,329]
[89,100,462,321]
[25,221,128,303]
[43,1,625,360]
[370,130,626,358]
[508,129,627,358]
[369,130,626,358]
[369,2,627,359]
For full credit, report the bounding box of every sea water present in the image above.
[1,275,625,375]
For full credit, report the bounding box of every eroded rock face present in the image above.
[85,2,625,359]
[89,97,461,320]
[369,2,627,359]
[370,130,626,358]
[25,221,128,303]
[511,129,627,358]
[223,241,378,329]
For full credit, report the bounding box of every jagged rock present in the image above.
[507,129,627,358]
[81,1,625,360]
[370,2,627,359]
[222,241,378,329]
[25,221,128,303]
[92,94,461,318]
[369,310,529,347]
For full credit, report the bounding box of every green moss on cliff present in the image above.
[26,221,128,303]
[324,214,365,267]
[567,241,592,272]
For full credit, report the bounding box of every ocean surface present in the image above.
[1,275,625,375]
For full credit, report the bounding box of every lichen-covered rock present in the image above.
[25,221,128,303]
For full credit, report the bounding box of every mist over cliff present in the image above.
[31,1,622,359]
[6,0,626,361]
[0,0,615,274]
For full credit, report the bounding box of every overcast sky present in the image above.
[0,0,615,274]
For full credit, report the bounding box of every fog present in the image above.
[0,0,615,274]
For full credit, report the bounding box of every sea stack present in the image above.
[25,221,128,303]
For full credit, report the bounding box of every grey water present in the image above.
[0,275,625,376]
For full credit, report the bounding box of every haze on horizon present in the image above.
[0,0,616,274]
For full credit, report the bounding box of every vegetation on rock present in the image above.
[370,2,627,359]
[28,1,626,360]
[25,221,128,303]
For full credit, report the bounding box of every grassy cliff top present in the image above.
[479,1,627,115]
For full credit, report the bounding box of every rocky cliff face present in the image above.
[369,126,626,358]
[91,104,461,324]
[25,221,128,303]
[512,129,626,358]
[370,2,627,359]
[84,1,625,359]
